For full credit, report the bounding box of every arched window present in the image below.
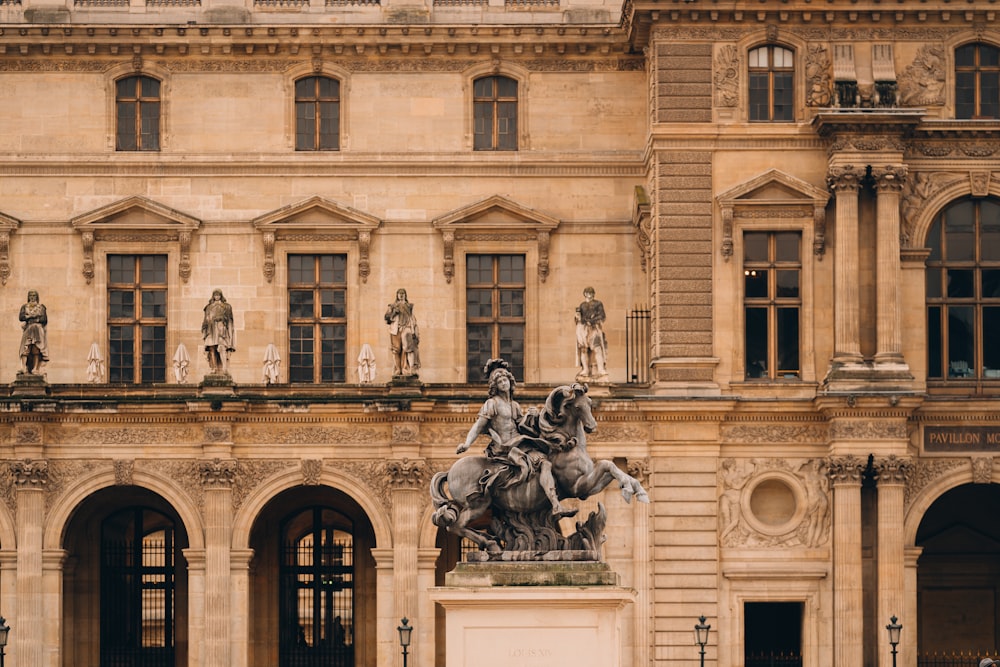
[956,43,1000,119]
[280,506,355,667]
[748,45,794,122]
[473,75,518,151]
[926,197,1000,385]
[116,75,161,151]
[295,76,341,151]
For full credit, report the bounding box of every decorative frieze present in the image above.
[828,419,907,440]
[234,423,384,444]
[721,422,826,445]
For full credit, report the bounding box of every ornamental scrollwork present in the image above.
[385,458,428,489]
[827,455,865,484]
[10,459,49,487]
[200,458,237,489]
[871,166,908,194]
[904,458,965,507]
[971,456,995,485]
[827,166,865,193]
[873,455,912,485]
[114,459,135,486]
[805,43,832,107]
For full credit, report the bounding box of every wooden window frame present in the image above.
[107,254,168,384]
[473,75,518,151]
[465,253,526,382]
[116,75,161,151]
[287,253,348,383]
[294,75,341,152]
[748,45,795,122]
[742,231,802,381]
[955,43,1000,120]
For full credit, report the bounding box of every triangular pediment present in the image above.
[718,169,829,208]
[252,196,380,233]
[433,195,560,233]
[71,195,201,232]
[0,211,20,232]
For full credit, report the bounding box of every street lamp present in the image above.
[886,616,902,667]
[398,617,412,667]
[694,615,711,667]
[0,615,10,667]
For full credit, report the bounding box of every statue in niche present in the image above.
[575,286,608,381]
[202,289,235,375]
[432,358,648,559]
[384,288,420,377]
[19,290,49,375]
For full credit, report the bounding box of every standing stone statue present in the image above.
[19,290,49,375]
[384,288,420,377]
[575,286,608,381]
[202,289,235,375]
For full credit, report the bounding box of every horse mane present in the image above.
[533,383,587,438]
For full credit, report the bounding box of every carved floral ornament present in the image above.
[384,458,427,489]
[70,195,201,284]
[431,195,560,283]
[251,196,381,284]
[716,169,830,260]
[10,459,49,487]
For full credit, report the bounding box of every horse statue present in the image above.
[431,383,648,557]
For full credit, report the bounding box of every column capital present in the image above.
[827,165,865,192]
[10,459,49,488]
[199,458,237,489]
[871,165,908,192]
[873,454,912,485]
[827,455,866,484]
[385,458,428,490]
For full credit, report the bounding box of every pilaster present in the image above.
[11,459,48,667]
[874,456,910,667]
[230,549,255,667]
[387,456,427,664]
[200,458,236,667]
[828,455,865,667]
[872,166,912,377]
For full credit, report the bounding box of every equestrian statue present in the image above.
[431,359,648,558]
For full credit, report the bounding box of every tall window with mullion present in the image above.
[295,76,340,151]
[926,198,1000,382]
[956,43,1000,120]
[116,75,160,151]
[108,255,167,383]
[748,45,794,122]
[466,254,525,381]
[473,75,518,151]
[288,254,347,383]
[743,232,801,380]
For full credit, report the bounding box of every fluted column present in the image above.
[42,549,68,667]
[183,549,207,667]
[230,549,255,667]
[875,456,910,667]
[200,459,236,667]
[11,459,48,667]
[872,166,908,365]
[828,166,865,365]
[387,457,426,667]
[828,456,865,667]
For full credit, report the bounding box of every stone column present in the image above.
[872,166,908,367]
[11,459,48,667]
[417,548,441,667]
[827,166,865,366]
[828,456,865,667]
[387,457,427,666]
[370,548,395,667]
[875,456,910,667]
[200,459,236,667]
[41,549,67,667]
[230,549,255,667]
[183,549,206,667]
[904,546,923,667]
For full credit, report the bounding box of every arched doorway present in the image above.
[248,486,376,667]
[916,483,1000,666]
[63,487,190,667]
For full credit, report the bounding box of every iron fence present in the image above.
[626,305,650,384]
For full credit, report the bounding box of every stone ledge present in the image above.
[445,559,619,587]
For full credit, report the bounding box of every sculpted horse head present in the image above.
[525,382,596,446]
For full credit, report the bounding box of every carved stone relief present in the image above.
[897,44,946,107]
[900,171,964,247]
[721,423,827,444]
[719,457,831,549]
[905,457,965,507]
[385,458,428,489]
[714,44,739,108]
[233,424,384,445]
[971,456,995,485]
[114,459,135,486]
[805,43,832,108]
[301,459,323,486]
[828,419,907,441]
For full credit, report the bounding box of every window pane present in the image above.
[110,290,135,319]
[945,201,975,260]
[947,269,974,298]
[289,255,312,283]
[290,291,314,319]
[928,306,943,379]
[956,44,976,67]
[467,324,493,381]
[772,73,794,121]
[774,47,794,68]
[320,289,345,319]
[926,268,943,299]
[498,254,525,281]
[748,47,766,68]
[295,77,314,98]
[499,324,524,380]
[116,103,137,151]
[744,233,768,261]
[473,101,493,150]
[318,76,339,98]
[748,73,770,121]
[289,325,315,383]
[982,201,1000,261]
[140,102,160,150]
[141,325,166,383]
[984,307,1000,377]
[981,45,1000,67]
[141,77,160,97]
[109,326,135,383]
[948,306,974,376]
[775,233,799,262]
[956,71,976,119]
[981,72,999,119]
[745,307,768,378]
[776,270,799,298]
[141,290,166,318]
[496,76,518,97]
[141,255,167,283]
[466,289,493,318]
[776,307,799,377]
[927,219,942,261]
[499,289,524,318]
[982,270,1000,299]
[473,77,494,98]
[745,269,768,298]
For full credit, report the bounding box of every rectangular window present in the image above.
[116,76,161,151]
[288,254,347,383]
[108,254,167,383]
[743,232,801,380]
[466,254,525,381]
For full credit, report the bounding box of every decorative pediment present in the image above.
[71,196,201,284]
[432,195,561,283]
[0,211,21,286]
[252,196,382,283]
[716,170,830,260]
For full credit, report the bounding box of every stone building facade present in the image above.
[0,0,998,666]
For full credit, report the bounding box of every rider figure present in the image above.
[457,359,577,518]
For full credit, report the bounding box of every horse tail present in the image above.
[430,471,462,529]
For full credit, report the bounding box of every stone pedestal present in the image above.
[11,372,48,396]
[430,562,634,667]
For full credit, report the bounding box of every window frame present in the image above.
[925,196,1000,392]
[107,254,169,384]
[115,74,162,152]
[287,253,349,383]
[472,74,519,151]
[465,253,527,382]
[955,42,1000,120]
[742,231,802,381]
[294,75,342,152]
[748,44,796,123]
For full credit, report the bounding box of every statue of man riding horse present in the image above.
[431,359,648,558]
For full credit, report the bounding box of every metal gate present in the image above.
[626,305,651,384]
[100,507,176,667]
[280,507,355,667]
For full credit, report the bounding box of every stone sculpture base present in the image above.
[12,372,48,396]
[430,561,634,667]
